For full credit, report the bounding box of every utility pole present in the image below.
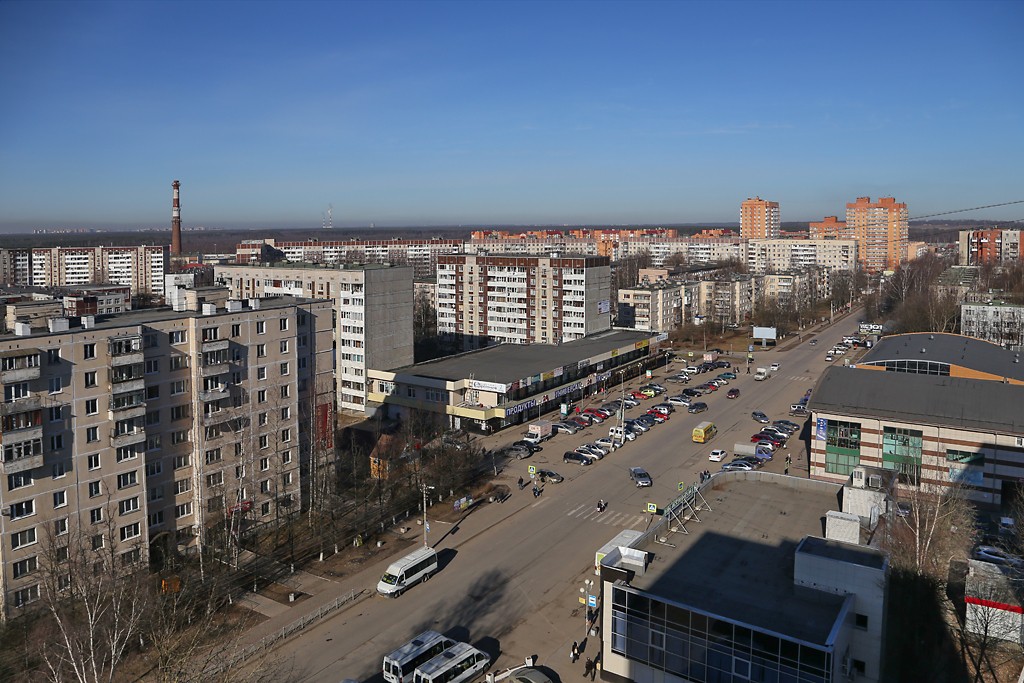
[421,484,435,547]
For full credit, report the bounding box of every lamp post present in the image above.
[580,578,595,636]
[421,484,435,547]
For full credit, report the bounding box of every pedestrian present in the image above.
[571,640,579,663]
[784,466,789,476]
[518,476,524,490]
[583,658,593,678]
[533,485,540,498]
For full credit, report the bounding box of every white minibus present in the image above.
[413,642,490,683]
[377,546,439,597]
[382,630,457,683]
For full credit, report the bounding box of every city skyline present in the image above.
[0,0,1022,231]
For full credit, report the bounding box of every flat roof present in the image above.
[810,366,1024,436]
[390,330,658,384]
[861,332,1024,381]
[797,536,886,570]
[624,476,848,645]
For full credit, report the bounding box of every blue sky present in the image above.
[1,0,1021,231]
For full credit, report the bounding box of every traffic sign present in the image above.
[678,482,686,491]
[578,596,587,605]
[528,465,537,475]
[588,594,597,608]
[646,502,658,513]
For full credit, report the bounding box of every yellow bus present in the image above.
[692,421,717,444]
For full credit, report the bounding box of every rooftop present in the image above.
[861,332,1024,382]
[390,330,659,385]
[623,475,848,645]
[809,366,1024,436]
[796,536,886,570]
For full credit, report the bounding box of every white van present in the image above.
[413,642,490,683]
[383,630,457,683]
[609,426,636,441]
[377,546,439,597]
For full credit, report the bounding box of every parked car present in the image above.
[563,451,592,466]
[668,373,690,383]
[629,467,653,487]
[569,416,591,429]
[752,411,770,424]
[652,403,674,414]
[505,445,531,459]
[631,390,650,401]
[703,383,719,392]
[714,360,731,369]
[622,397,640,408]
[553,422,579,435]
[735,456,764,469]
[809,338,818,345]
[708,449,728,462]
[752,440,779,452]
[647,383,667,392]
[710,377,728,386]
[773,419,800,433]
[668,395,691,406]
[513,440,543,453]
[753,433,785,447]
[634,415,658,427]
[582,410,606,423]
[718,372,737,380]
[684,365,699,374]
[721,461,756,472]
[683,388,704,397]
[688,402,709,413]
[594,408,615,418]
[727,388,740,399]
[625,419,650,433]
[973,545,1024,568]
[645,410,668,423]
[595,437,621,451]
[638,388,657,398]
[574,446,604,461]
[825,354,834,362]
[583,443,609,456]
[759,427,789,441]
[535,469,564,484]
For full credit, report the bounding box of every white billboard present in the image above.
[752,326,778,340]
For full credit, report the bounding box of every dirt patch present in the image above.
[260,582,312,606]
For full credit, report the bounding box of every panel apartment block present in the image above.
[846,196,908,273]
[617,238,746,269]
[0,297,335,620]
[617,283,682,332]
[740,196,781,240]
[436,254,611,350]
[746,239,858,274]
[213,264,414,413]
[28,245,169,297]
[959,228,1022,266]
[234,238,461,279]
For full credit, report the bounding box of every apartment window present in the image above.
[281,428,291,443]
[85,398,98,416]
[12,584,40,607]
[260,456,270,471]
[235,442,243,457]
[88,481,101,498]
[280,362,290,376]
[116,446,138,463]
[171,405,188,420]
[175,502,192,518]
[280,340,289,353]
[208,496,223,512]
[88,453,100,470]
[145,411,160,427]
[86,426,99,443]
[170,331,187,344]
[280,407,290,420]
[8,471,33,491]
[282,471,292,486]
[257,389,267,404]
[11,527,37,549]
[259,435,269,450]
[261,501,271,516]
[146,385,160,400]
[882,427,924,483]
[201,327,219,342]
[145,359,159,374]
[49,377,61,394]
[50,435,64,450]
[146,460,162,477]
[174,478,191,495]
[148,485,164,502]
[298,357,307,370]
[207,471,224,487]
[171,430,188,445]
[256,344,266,358]
[257,367,267,381]
[53,490,66,508]
[298,334,308,347]
[84,371,98,388]
[91,534,104,550]
[120,522,141,542]
[258,412,268,426]
[279,318,288,331]
[170,355,188,371]
[90,507,104,524]
[10,499,35,520]
[148,511,164,527]
[256,321,266,334]
[235,465,245,479]
[146,434,162,451]
[171,380,186,395]
[173,453,191,469]
[84,343,96,359]
[281,450,292,464]
[204,448,222,464]
[855,613,869,630]
[280,385,290,399]
[52,462,66,479]
[4,382,29,402]
[231,324,240,337]
[260,479,271,494]
[47,348,61,363]
[117,470,138,489]
[13,556,38,579]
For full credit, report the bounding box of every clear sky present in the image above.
[0,0,1021,231]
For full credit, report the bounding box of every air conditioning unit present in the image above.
[868,475,882,489]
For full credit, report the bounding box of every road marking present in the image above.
[567,503,588,516]
[531,497,550,508]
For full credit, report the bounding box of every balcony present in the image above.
[202,405,243,427]
[109,402,146,421]
[198,386,231,403]
[200,359,231,378]
[111,378,146,394]
[0,355,42,384]
[201,338,230,353]
[0,424,42,446]
[0,451,43,475]
[110,429,146,449]
[0,395,42,417]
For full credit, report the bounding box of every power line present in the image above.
[909,200,1024,222]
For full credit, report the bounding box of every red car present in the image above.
[751,433,784,447]
[582,409,606,423]
[631,391,649,400]
[702,383,719,392]
[645,411,668,423]
[727,388,740,399]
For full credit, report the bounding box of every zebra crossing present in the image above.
[783,375,814,382]
[565,503,648,528]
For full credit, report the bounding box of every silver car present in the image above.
[629,467,653,487]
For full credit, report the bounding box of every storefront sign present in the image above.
[554,383,582,398]
[468,379,508,393]
[505,399,537,416]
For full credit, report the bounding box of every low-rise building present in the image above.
[961,301,1024,350]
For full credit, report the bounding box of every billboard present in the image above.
[752,326,778,340]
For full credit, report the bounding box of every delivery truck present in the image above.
[526,420,555,442]
[753,367,770,381]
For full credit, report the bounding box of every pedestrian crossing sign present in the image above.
[528,465,536,475]
[678,482,685,491]
[646,502,658,513]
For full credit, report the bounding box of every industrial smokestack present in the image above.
[171,180,182,256]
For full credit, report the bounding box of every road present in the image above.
[275,313,862,681]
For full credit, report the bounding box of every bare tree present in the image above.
[885,477,975,580]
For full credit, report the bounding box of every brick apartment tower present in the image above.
[845,196,908,273]
[809,216,847,240]
[740,197,780,239]
[171,180,182,256]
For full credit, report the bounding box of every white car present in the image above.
[667,395,691,406]
[770,362,780,372]
[595,437,622,451]
[709,449,728,462]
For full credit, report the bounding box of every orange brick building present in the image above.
[740,197,780,239]
[809,216,847,240]
[846,196,908,273]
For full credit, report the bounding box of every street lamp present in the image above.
[580,578,595,635]
[421,484,435,547]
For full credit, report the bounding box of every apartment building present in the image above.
[846,196,908,273]
[961,302,1024,350]
[809,216,847,240]
[740,196,780,240]
[0,297,335,620]
[61,285,132,317]
[959,228,1022,266]
[695,276,756,326]
[761,271,820,310]
[213,263,413,413]
[28,246,169,298]
[463,237,601,258]
[618,238,745,268]
[234,238,461,279]
[746,239,857,274]
[0,250,32,287]
[617,282,682,331]
[436,254,611,350]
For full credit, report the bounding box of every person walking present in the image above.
[583,657,594,678]
[571,640,579,663]
[518,476,524,490]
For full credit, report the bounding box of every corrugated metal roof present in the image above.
[861,332,1024,381]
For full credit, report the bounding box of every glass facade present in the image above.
[862,359,950,376]
[881,427,923,483]
[824,420,861,476]
[610,585,833,683]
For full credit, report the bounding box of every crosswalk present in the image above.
[564,503,648,528]
[782,375,815,382]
